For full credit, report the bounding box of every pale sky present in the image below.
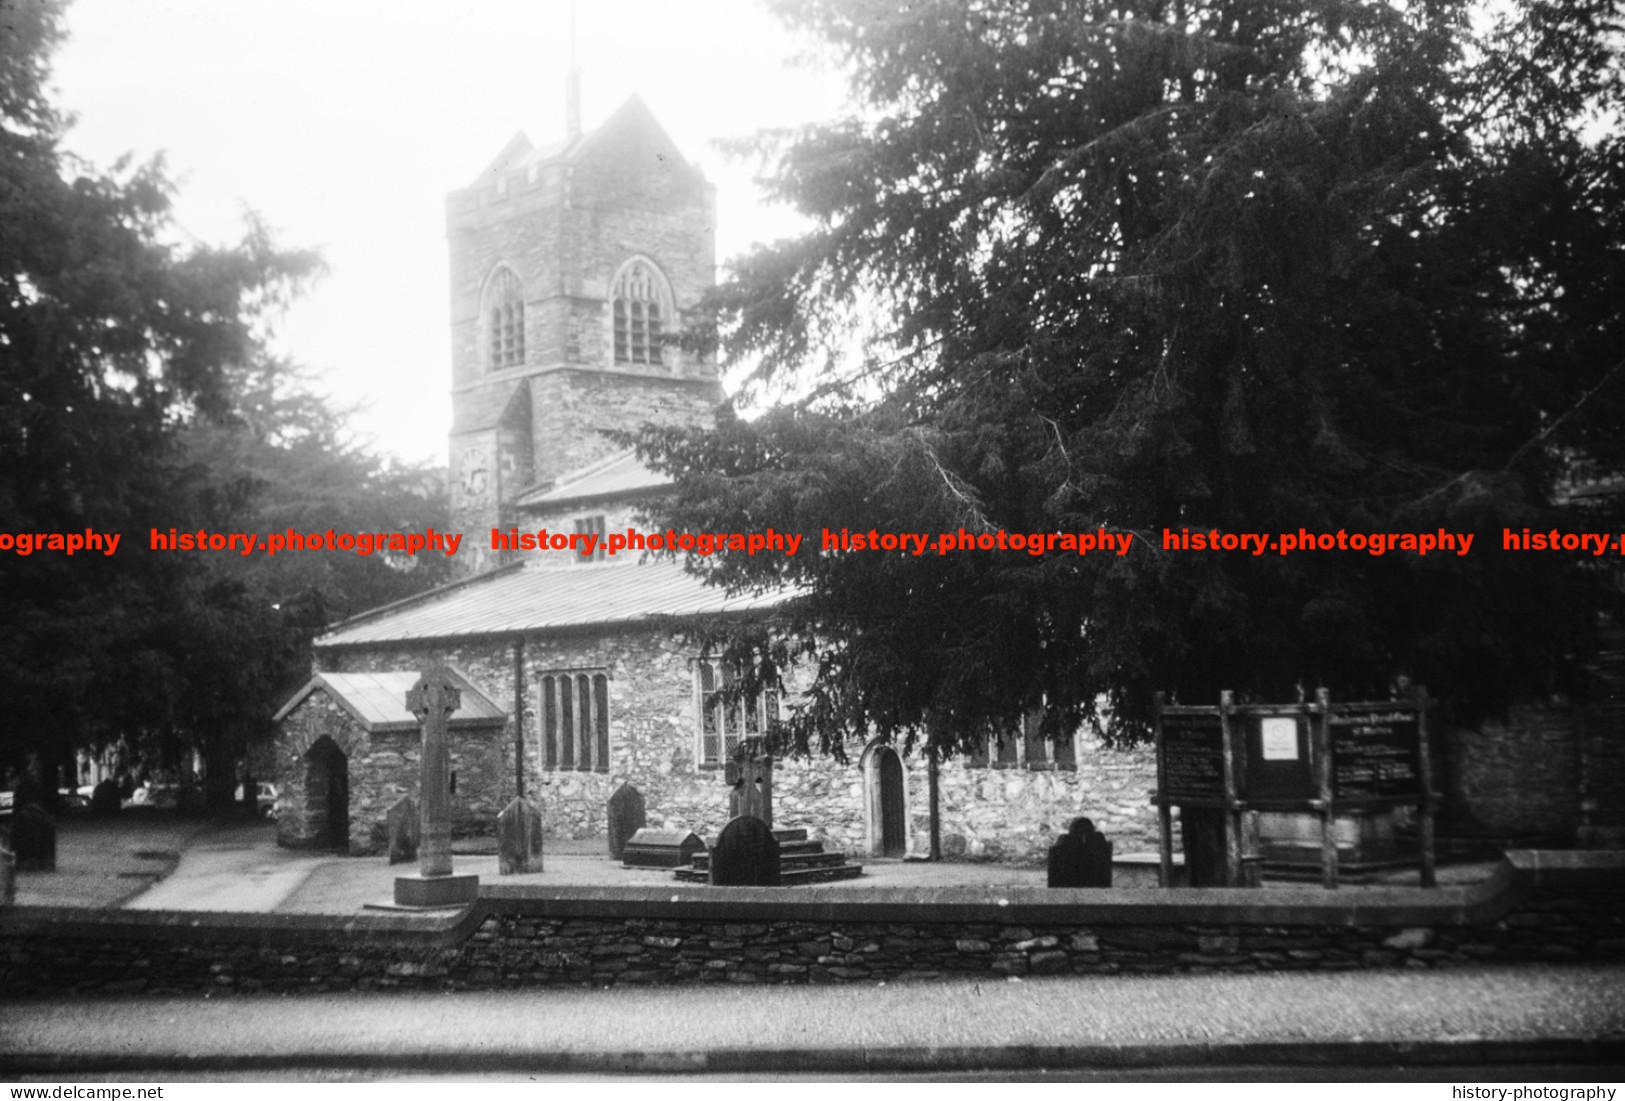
[49,0,847,466]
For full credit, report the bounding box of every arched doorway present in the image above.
[304,736,350,850]
[862,741,908,857]
[878,748,906,857]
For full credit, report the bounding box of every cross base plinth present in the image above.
[393,872,479,908]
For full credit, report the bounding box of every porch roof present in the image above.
[273,669,507,733]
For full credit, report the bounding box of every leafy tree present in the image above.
[637,0,1625,766]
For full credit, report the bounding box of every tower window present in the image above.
[486,266,525,369]
[612,258,668,367]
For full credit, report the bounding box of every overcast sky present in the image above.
[49,0,846,465]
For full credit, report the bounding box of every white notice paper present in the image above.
[1260,717,1299,760]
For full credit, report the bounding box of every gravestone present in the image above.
[497,797,544,875]
[387,795,420,865]
[606,783,647,860]
[621,828,704,868]
[12,773,44,812]
[11,806,56,872]
[709,814,780,886]
[90,778,122,816]
[1047,816,1113,888]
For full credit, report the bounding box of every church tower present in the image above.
[446,94,721,575]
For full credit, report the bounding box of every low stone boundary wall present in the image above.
[2,851,1620,994]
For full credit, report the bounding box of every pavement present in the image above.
[4,814,1621,1079]
[2,966,1621,1077]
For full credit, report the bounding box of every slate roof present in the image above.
[315,558,790,649]
[272,669,507,732]
[450,384,528,436]
[513,450,670,509]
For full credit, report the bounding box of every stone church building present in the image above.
[275,95,1164,861]
[276,94,1622,865]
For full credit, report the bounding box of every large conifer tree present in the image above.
[637,0,1625,757]
[0,1,445,797]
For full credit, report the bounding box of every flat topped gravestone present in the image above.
[11,806,56,872]
[387,795,419,865]
[709,814,780,887]
[621,828,703,868]
[497,797,543,875]
[606,783,646,860]
[1047,816,1112,888]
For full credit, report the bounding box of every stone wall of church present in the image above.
[446,175,566,390]
[526,370,718,490]
[561,195,716,382]
[319,627,1165,864]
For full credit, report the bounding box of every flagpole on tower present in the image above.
[565,0,582,139]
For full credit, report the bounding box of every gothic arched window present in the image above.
[611,258,670,367]
[486,266,525,370]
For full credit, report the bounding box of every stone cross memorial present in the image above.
[606,783,647,860]
[709,814,780,886]
[726,745,773,828]
[497,797,544,874]
[393,666,480,907]
[387,795,420,865]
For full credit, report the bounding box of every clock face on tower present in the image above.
[459,447,490,502]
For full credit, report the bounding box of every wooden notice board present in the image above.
[1328,704,1423,805]
[1159,709,1228,803]
[1152,689,1436,890]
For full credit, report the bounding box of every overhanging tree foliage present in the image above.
[636,0,1625,760]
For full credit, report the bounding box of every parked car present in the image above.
[128,783,180,809]
[234,782,279,819]
[56,787,89,812]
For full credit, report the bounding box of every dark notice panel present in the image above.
[1330,706,1421,802]
[1161,711,1226,800]
[1243,713,1315,803]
